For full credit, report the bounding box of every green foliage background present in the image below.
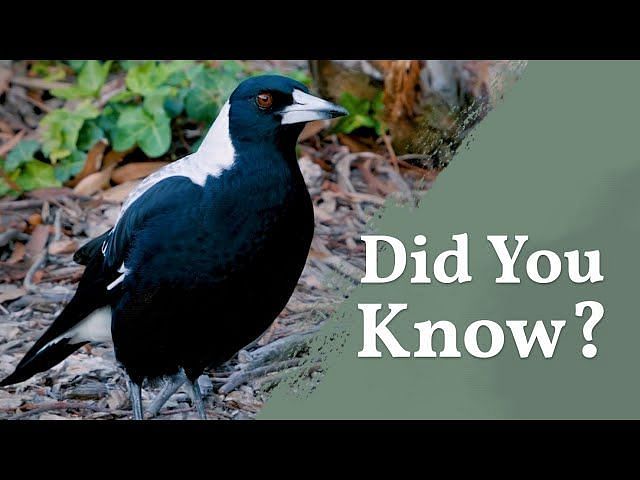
[0,60,314,196]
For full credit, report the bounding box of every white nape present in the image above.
[117,101,236,219]
[34,306,113,357]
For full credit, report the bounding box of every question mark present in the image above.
[575,301,605,358]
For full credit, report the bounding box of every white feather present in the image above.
[117,101,236,219]
[101,101,236,264]
[106,263,129,291]
[35,306,112,356]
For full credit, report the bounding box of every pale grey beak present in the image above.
[280,89,349,125]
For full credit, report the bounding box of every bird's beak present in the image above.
[280,89,349,125]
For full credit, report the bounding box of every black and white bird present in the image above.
[0,75,348,419]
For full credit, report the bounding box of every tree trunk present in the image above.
[310,60,525,168]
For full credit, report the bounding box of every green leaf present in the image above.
[186,64,205,82]
[126,62,170,96]
[333,92,385,135]
[50,85,91,100]
[163,89,186,118]
[112,107,172,157]
[338,93,371,115]
[5,140,40,172]
[66,60,87,73]
[185,68,236,123]
[40,102,100,162]
[143,86,174,118]
[163,60,195,77]
[51,60,112,99]
[138,113,171,157]
[15,160,61,190]
[55,150,86,183]
[112,107,148,151]
[108,90,137,103]
[97,104,120,135]
[40,111,83,162]
[31,61,67,82]
[119,60,144,71]
[77,120,105,151]
[73,100,101,120]
[78,60,112,95]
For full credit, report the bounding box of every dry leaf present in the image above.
[48,239,78,255]
[337,133,371,153]
[32,270,44,284]
[103,149,129,169]
[0,286,26,303]
[111,162,168,184]
[299,120,329,142]
[28,213,42,226]
[101,180,140,203]
[67,140,107,187]
[25,224,49,257]
[0,398,23,410]
[73,165,114,196]
[0,67,12,97]
[5,242,25,264]
[26,187,75,200]
[39,414,72,420]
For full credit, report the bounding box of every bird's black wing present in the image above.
[100,175,203,272]
[1,175,203,386]
[73,230,111,265]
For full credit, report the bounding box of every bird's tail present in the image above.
[0,292,100,387]
[0,338,86,387]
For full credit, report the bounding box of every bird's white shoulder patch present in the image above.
[117,101,236,219]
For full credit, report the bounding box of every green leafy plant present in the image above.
[51,61,113,100]
[1,60,312,196]
[333,92,386,136]
[1,139,62,194]
[40,101,100,162]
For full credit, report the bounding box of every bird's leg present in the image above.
[187,378,207,420]
[128,379,143,420]
[146,370,187,418]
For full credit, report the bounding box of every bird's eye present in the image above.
[256,92,273,109]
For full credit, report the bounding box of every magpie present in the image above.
[0,75,348,419]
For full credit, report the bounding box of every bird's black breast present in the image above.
[110,159,314,382]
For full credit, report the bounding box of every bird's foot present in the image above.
[145,370,187,418]
[187,378,208,420]
[127,379,143,420]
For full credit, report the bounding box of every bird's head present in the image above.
[227,75,349,145]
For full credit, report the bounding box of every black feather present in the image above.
[73,230,111,265]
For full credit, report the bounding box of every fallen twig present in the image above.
[9,401,102,420]
[0,193,90,211]
[244,327,320,370]
[0,129,26,157]
[382,134,399,172]
[10,76,71,91]
[219,358,303,395]
[0,229,24,248]
[23,250,47,293]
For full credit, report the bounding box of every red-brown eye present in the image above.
[256,92,273,109]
